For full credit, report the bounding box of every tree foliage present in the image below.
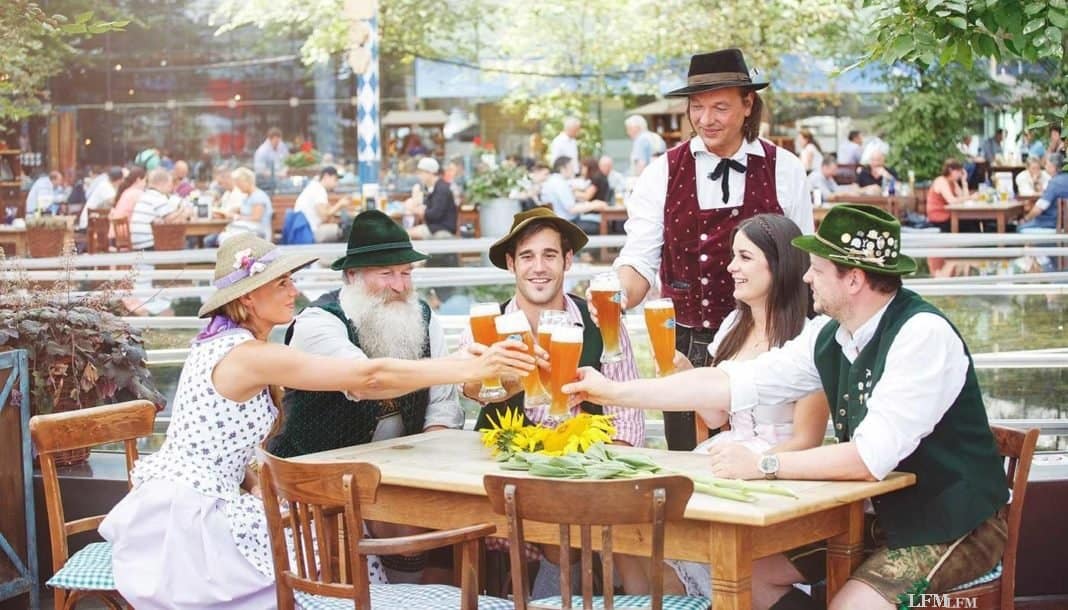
[875,63,997,179]
[0,2,127,125]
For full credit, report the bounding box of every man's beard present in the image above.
[338,278,426,360]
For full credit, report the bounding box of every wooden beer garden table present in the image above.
[945,201,1024,233]
[296,430,914,610]
[183,218,230,247]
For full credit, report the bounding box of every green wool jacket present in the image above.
[813,288,1008,548]
[474,296,604,431]
[268,290,431,458]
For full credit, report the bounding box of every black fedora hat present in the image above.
[665,48,769,97]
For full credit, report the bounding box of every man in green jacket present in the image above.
[566,204,1008,610]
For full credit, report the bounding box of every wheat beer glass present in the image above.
[469,302,507,400]
[644,298,677,376]
[549,326,584,418]
[537,310,568,391]
[590,273,624,363]
[495,312,550,408]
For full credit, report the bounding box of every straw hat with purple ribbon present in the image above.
[198,234,319,317]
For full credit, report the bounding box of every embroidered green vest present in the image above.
[268,290,431,458]
[813,289,1008,548]
[474,296,605,431]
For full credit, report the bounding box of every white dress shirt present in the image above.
[549,132,580,174]
[287,306,465,431]
[614,137,814,288]
[718,297,970,481]
[294,180,329,231]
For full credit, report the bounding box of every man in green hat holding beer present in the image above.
[567,205,1008,609]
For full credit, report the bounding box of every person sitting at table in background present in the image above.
[856,150,898,194]
[25,170,63,216]
[294,165,348,242]
[599,155,626,203]
[541,156,606,235]
[1015,156,1051,197]
[566,205,1009,610]
[1018,152,1067,232]
[130,168,192,251]
[981,128,1005,167]
[99,233,534,610]
[109,166,146,222]
[221,167,273,241]
[615,213,829,599]
[269,210,471,583]
[172,160,195,198]
[550,117,582,176]
[77,166,123,230]
[804,154,842,204]
[208,164,242,216]
[576,158,611,206]
[626,114,666,176]
[860,131,889,166]
[404,157,457,240]
[797,129,824,174]
[925,158,971,233]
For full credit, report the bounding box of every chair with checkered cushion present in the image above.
[258,449,510,609]
[483,474,710,610]
[30,400,157,610]
[943,425,1039,609]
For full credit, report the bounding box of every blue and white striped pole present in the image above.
[355,14,380,201]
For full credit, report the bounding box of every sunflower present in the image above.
[540,414,615,455]
[480,407,528,456]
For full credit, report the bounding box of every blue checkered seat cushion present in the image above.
[947,561,1003,592]
[295,584,514,610]
[530,595,710,610]
[46,542,115,591]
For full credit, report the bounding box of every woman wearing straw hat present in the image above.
[98,233,535,609]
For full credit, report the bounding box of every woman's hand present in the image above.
[705,443,763,480]
[561,367,615,406]
[463,339,536,382]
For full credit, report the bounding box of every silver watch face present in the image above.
[759,454,779,474]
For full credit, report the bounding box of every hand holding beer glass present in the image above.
[469,302,507,400]
[644,298,677,377]
[495,312,551,408]
[548,326,583,420]
[590,273,624,363]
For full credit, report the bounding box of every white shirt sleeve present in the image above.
[613,155,669,287]
[424,312,465,429]
[287,307,368,400]
[717,316,828,413]
[773,147,815,234]
[851,313,969,480]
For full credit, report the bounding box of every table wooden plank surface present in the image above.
[296,430,914,609]
[944,201,1024,233]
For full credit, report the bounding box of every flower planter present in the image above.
[26,226,68,258]
[478,198,522,238]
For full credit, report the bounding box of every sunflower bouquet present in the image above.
[480,408,799,503]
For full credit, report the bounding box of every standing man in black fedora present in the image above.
[610,48,814,450]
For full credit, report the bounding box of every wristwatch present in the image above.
[758,454,780,480]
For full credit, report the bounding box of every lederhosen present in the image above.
[658,139,783,450]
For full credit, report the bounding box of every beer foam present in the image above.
[470,302,501,317]
[551,326,584,343]
[590,273,621,292]
[644,298,674,310]
[494,311,530,334]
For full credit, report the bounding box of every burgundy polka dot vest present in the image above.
[660,139,783,329]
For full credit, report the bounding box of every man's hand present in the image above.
[705,443,763,480]
[667,350,693,375]
[561,367,615,406]
[586,280,628,327]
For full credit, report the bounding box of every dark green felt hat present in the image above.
[330,209,429,270]
[792,204,916,275]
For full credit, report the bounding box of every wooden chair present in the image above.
[150,221,187,251]
[110,217,132,252]
[29,400,157,610]
[258,450,512,610]
[85,209,110,255]
[944,425,1040,609]
[483,474,708,610]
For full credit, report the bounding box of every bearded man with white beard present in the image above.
[270,210,463,457]
[268,210,466,583]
